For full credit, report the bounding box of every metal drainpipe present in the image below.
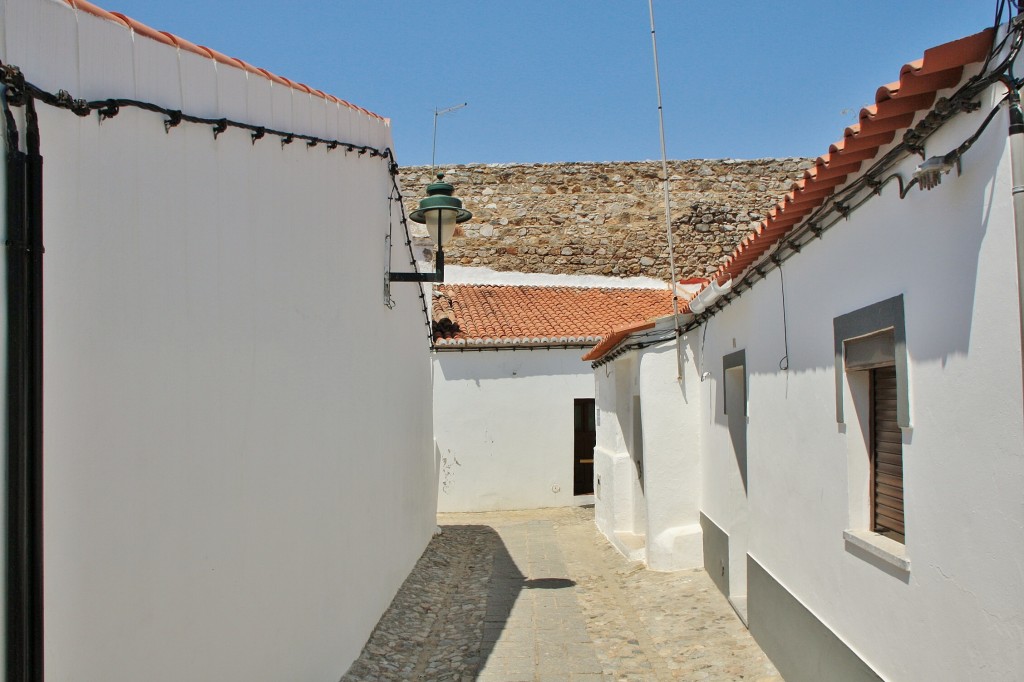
[25,95,45,682]
[1001,78,1024,407]
[4,89,44,682]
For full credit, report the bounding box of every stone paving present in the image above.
[342,506,781,681]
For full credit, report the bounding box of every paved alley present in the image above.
[342,506,781,681]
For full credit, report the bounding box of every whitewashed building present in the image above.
[586,26,1024,682]
[432,280,672,512]
[1,0,436,679]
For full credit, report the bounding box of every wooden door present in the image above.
[573,399,596,495]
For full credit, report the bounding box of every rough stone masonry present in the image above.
[399,159,813,281]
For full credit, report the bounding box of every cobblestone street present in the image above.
[342,506,781,681]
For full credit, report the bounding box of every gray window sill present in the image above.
[843,529,910,573]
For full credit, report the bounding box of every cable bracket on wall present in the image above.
[97,100,119,121]
[212,118,228,139]
[164,111,182,132]
[1,65,26,106]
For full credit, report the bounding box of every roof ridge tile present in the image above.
[61,0,384,121]
[676,26,996,314]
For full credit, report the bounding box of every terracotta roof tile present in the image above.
[581,320,657,361]
[433,285,673,348]
[683,27,995,310]
[62,0,384,121]
[583,28,997,365]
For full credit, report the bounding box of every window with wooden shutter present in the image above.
[836,298,911,568]
[871,365,904,543]
[833,295,910,429]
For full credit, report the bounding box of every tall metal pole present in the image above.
[431,102,467,170]
[648,0,684,380]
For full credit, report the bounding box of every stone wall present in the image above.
[399,159,813,280]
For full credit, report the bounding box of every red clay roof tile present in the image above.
[433,285,674,348]
[582,321,657,361]
[66,0,127,26]
[60,0,384,121]
[683,26,996,310]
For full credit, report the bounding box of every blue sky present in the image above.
[102,1,997,166]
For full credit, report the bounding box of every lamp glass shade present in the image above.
[426,207,459,246]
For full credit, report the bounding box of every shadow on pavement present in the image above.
[342,523,533,680]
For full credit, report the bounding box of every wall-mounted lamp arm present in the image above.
[389,246,445,282]
[387,173,469,286]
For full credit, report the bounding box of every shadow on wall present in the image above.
[702,168,995,387]
[726,368,748,494]
[340,524,575,680]
[435,349,594,382]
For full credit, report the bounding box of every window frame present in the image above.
[835,296,911,571]
[833,295,910,428]
[722,349,747,416]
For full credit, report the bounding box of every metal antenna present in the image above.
[648,0,684,381]
[432,102,468,169]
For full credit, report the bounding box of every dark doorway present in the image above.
[573,399,596,495]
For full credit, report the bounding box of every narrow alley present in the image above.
[342,507,781,681]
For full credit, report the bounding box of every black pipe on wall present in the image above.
[4,86,44,682]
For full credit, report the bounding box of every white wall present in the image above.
[590,64,1024,680]
[433,348,594,511]
[638,341,703,570]
[593,356,621,533]
[694,76,1024,680]
[593,338,705,570]
[699,341,751,599]
[2,1,435,679]
[443,264,667,289]
[593,355,648,548]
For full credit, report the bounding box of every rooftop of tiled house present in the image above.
[686,27,996,309]
[581,319,660,362]
[581,26,998,363]
[432,284,674,348]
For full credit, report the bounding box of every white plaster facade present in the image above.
[591,49,1024,681]
[593,327,703,571]
[1,1,435,679]
[433,348,596,512]
[430,272,670,513]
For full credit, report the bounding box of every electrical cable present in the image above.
[2,85,19,152]
[383,186,397,310]
[0,58,437,346]
[777,264,789,371]
[596,332,681,365]
[670,11,1024,341]
[386,171,435,347]
[979,0,1009,76]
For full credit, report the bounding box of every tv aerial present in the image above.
[432,102,468,169]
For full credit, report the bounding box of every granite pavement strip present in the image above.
[342,506,782,681]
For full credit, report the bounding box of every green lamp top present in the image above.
[409,172,473,225]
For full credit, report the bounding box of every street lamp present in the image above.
[389,173,472,283]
